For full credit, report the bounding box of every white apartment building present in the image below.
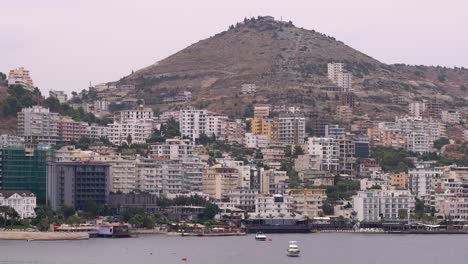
[86,124,108,140]
[244,133,268,149]
[17,106,60,145]
[307,137,339,172]
[182,158,206,192]
[202,165,239,200]
[353,190,416,222]
[327,63,344,81]
[49,90,68,103]
[8,67,34,91]
[107,120,153,145]
[0,191,37,219]
[119,107,154,122]
[206,114,228,137]
[441,110,461,124]
[277,116,306,145]
[93,100,110,115]
[0,134,24,147]
[216,159,251,189]
[288,189,326,218]
[405,132,431,153]
[179,108,208,140]
[161,161,185,195]
[135,158,163,194]
[255,194,292,216]
[241,84,256,95]
[226,189,259,212]
[150,138,193,160]
[435,194,468,220]
[336,72,352,92]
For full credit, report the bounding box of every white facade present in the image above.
[353,190,416,222]
[135,158,162,194]
[336,72,352,92]
[441,110,461,124]
[327,63,344,81]
[17,106,60,145]
[244,133,268,149]
[150,138,193,160]
[92,155,137,193]
[409,102,426,117]
[206,114,228,137]
[408,167,444,199]
[255,194,292,216]
[0,191,36,219]
[107,120,152,145]
[86,124,108,140]
[179,108,208,140]
[226,189,259,212]
[119,107,154,122]
[277,116,306,145]
[0,134,24,147]
[307,137,339,171]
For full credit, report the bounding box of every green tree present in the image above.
[203,204,220,220]
[461,85,467,91]
[83,200,98,216]
[243,103,254,118]
[434,138,450,150]
[293,145,304,158]
[126,134,133,145]
[322,202,334,215]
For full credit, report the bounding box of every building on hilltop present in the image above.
[8,67,34,91]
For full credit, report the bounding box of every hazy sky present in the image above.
[1,0,467,95]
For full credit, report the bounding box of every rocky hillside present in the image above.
[117,16,468,118]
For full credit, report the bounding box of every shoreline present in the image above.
[0,231,89,241]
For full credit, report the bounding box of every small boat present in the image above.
[255,232,267,241]
[287,241,300,257]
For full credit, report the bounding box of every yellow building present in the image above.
[390,173,408,189]
[288,189,326,218]
[202,164,239,200]
[251,118,273,138]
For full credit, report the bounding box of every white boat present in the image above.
[286,241,300,257]
[255,232,267,241]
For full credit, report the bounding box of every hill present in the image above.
[117,16,468,118]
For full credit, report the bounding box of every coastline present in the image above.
[0,231,89,241]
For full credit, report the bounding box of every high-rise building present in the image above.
[307,137,339,172]
[353,190,416,222]
[202,165,239,200]
[46,162,110,211]
[150,138,193,160]
[0,145,54,204]
[277,116,306,145]
[179,108,208,140]
[59,117,88,142]
[17,106,60,146]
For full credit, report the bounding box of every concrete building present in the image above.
[255,194,292,216]
[86,124,108,140]
[435,194,468,220]
[0,190,36,219]
[353,190,416,222]
[161,161,184,195]
[390,173,408,189]
[202,165,239,200]
[150,138,193,160]
[0,135,24,147]
[107,120,153,145]
[179,108,208,140]
[226,189,259,212]
[241,84,256,95]
[337,105,353,123]
[135,158,163,195]
[277,116,306,145]
[409,102,426,117]
[327,63,344,81]
[59,117,88,142]
[260,169,288,195]
[17,106,60,146]
[46,162,110,211]
[218,119,245,144]
[49,90,68,103]
[206,114,228,137]
[441,110,461,124]
[118,106,154,122]
[92,155,137,193]
[253,104,271,118]
[336,72,352,92]
[0,145,53,204]
[288,189,326,218]
[250,118,273,141]
[244,133,268,149]
[307,137,339,172]
[8,67,34,91]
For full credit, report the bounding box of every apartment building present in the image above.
[307,137,339,172]
[92,155,137,193]
[218,119,245,144]
[255,194,292,216]
[8,67,34,91]
[0,135,24,147]
[353,190,416,222]
[202,165,239,200]
[59,117,88,142]
[277,116,306,145]
[441,110,461,124]
[226,189,259,212]
[118,106,154,122]
[17,106,60,145]
[206,114,228,137]
[86,124,108,140]
[244,133,268,149]
[46,162,110,211]
[150,138,193,160]
[253,104,271,118]
[260,169,288,195]
[288,189,326,218]
[107,120,153,145]
[179,108,208,140]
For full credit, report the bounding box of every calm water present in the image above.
[1,233,467,264]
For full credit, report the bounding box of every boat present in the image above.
[255,232,267,241]
[286,241,300,257]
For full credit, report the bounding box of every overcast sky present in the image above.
[1,0,467,95]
